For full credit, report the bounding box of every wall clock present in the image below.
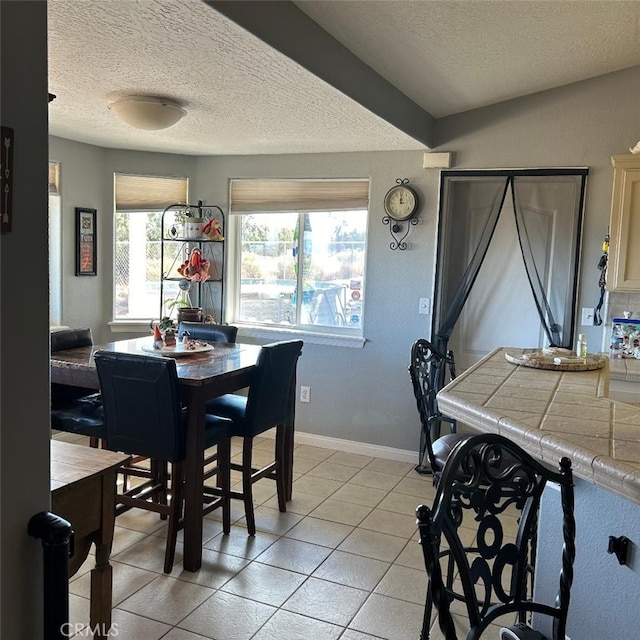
[382,178,419,250]
[384,181,419,221]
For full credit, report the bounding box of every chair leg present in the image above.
[275,425,287,513]
[218,438,231,535]
[242,436,256,536]
[164,461,184,573]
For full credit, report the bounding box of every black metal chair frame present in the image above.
[409,338,459,476]
[416,433,576,640]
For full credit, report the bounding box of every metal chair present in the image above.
[416,433,576,640]
[409,338,466,479]
[205,340,303,535]
[177,322,238,343]
[94,350,231,573]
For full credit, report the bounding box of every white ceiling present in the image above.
[47,0,640,157]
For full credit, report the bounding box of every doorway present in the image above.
[432,170,588,371]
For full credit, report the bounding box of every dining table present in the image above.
[50,336,297,572]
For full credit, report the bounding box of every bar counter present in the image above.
[436,347,640,504]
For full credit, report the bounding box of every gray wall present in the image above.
[4,17,635,633]
[50,66,640,457]
[535,478,640,639]
[1,2,49,637]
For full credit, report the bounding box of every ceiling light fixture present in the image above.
[108,96,186,130]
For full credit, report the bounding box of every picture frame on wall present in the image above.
[75,207,97,276]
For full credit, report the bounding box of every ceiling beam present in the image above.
[205,0,435,149]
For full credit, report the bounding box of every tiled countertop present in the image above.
[437,347,640,504]
[609,355,640,382]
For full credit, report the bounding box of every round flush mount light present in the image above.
[108,96,186,130]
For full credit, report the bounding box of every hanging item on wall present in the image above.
[382,178,419,250]
[594,233,609,326]
[1,126,14,234]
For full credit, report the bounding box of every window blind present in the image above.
[229,179,369,213]
[49,162,60,195]
[115,173,188,211]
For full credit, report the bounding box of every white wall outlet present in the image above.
[419,298,430,315]
[581,307,594,326]
[300,386,310,403]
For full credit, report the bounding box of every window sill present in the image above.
[108,320,153,333]
[237,324,366,348]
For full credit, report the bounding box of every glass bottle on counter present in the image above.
[577,333,588,359]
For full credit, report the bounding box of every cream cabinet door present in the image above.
[608,154,640,291]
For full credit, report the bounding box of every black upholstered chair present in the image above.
[50,328,104,447]
[416,433,576,640]
[177,322,238,343]
[94,350,232,573]
[205,340,303,535]
[409,338,466,479]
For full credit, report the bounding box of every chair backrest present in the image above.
[51,327,93,352]
[51,328,95,407]
[409,338,457,469]
[178,321,238,343]
[244,340,303,436]
[417,433,575,640]
[94,351,185,462]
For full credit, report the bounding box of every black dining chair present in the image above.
[177,322,238,343]
[50,328,104,447]
[94,350,232,573]
[416,433,576,640]
[409,338,467,480]
[205,339,303,536]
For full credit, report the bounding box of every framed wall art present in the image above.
[75,207,97,276]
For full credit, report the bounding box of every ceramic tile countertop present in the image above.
[437,347,640,505]
[609,355,640,382]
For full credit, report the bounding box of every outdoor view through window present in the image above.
[238,210,367,333]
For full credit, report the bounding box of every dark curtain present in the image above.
[432,170,587,357]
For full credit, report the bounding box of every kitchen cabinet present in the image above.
[607,154,640,291]
[159,201,225,323]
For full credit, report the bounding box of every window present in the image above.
[49,162,62,324]
[114,174,188,320]
[229,179,369,336]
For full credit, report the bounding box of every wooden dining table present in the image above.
[50,336,296,572]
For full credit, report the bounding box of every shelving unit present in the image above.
[159,200,225,323]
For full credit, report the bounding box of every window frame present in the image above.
[227,178,370,348]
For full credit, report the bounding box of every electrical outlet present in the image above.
[581,307,594,326]
[419,298,430,315]
[300,386,310,403]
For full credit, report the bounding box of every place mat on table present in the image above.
[504,349,607,371]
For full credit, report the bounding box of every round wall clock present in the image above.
[383,181,419,221]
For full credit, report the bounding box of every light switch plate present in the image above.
[581,307,594,326]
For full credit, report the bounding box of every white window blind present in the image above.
[115,173,188,211]
[230,179,369,213]
[49,162,60,195]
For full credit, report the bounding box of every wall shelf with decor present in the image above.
[159,201,225,324]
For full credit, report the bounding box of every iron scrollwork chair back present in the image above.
[409,338,458,476]
[416,434,575,640]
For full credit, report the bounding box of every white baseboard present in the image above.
[268,430,419,464]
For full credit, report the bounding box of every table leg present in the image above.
[90,542,113,639]
[183,387,206,571]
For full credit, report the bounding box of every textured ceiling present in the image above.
[47,0,640,157]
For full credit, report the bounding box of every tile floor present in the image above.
[55,432,483,640]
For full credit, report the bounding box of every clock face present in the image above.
[384,185,418,221]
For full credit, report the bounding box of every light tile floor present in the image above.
[55,432,454,640]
